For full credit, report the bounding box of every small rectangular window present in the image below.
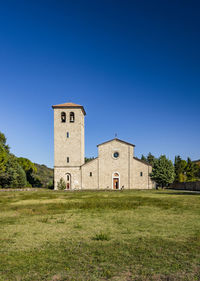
[90,172,92,177]
[66,132,69,138]
[140,172,143,177]
[67,157,69,163]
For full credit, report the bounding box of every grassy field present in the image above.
[0,189,200,281]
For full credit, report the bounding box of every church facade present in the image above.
[52,102,154,190]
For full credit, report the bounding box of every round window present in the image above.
[113,152,119,159]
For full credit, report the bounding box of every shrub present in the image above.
[57,178,66,190]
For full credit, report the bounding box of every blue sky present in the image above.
[0,0,199,168]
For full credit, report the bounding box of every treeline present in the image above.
[141,153,200,188]
[0,131,53,188]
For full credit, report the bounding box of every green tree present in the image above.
[0,132,10,175]
[0,131,27,188]
[17,157,39,186]
[174,155,187,182]
[0,146,9,174]
[17,157,37,174]
[85,157,95,163]
[147,153,156,167]
[141,154,147,162]
[0,155,27,188]
[186,158,199,182]
[151,155,175,188]
[0,132,10,152]
[32,163,53,187]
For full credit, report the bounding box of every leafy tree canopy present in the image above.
[141,153,156,167]
[17,157,37,174]
[147,153,156,167]
[0,146,9,174]
[0,154,27,188]
[174,155,200,183]
[0,131,53,188]
[151,155,175,188]
[186,157,200,182]
[0,132,10,152]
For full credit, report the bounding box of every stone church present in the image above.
[52,102,153,190]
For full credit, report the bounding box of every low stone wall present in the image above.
[169,181,200,191]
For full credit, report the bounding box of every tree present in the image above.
[141,154,147,162]
[32,163,53,187]
[17,157,39,186]
[0,132,10,175]
[174,155,187,182]
[0,154,27,188]
[0,132,10,152]
[186,158,200,182]
[0,131,27,188]
[85,157,95,163]
[17,157,37,174]
[0,146,9,174]
[147,153,156,167]
[151,155,175,188]
[0,130,52,188]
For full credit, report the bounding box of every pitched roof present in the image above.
[133,157,152,166]
[52,102,86,115]
[97,138,135,147]
[81,157,98,167]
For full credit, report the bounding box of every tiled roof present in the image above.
[97,138,135,147]
[52,102,86,115]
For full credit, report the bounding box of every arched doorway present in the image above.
[66,173,71,189]
[112,172,120,190]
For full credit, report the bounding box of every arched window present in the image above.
[61,112,66,123]
[70,112,75,123]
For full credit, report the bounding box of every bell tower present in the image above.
[52,102,86,189]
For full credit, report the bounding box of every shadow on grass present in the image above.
[157,191,200,196]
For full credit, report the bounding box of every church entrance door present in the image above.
[113,178,119,189]
[112,172,120,189]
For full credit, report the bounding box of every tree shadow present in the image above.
[157,191,200,196]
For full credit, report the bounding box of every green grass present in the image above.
[0,189,200,281]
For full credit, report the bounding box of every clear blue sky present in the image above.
[0,0,199,168]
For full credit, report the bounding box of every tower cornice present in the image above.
[52,102,86,115]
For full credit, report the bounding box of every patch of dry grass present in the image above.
[0,190,200,280]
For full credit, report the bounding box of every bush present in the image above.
[57,178,66,190]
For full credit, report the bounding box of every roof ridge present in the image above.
[133,156,151,166]
[52,102,86,115]
[97,138,135,147]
